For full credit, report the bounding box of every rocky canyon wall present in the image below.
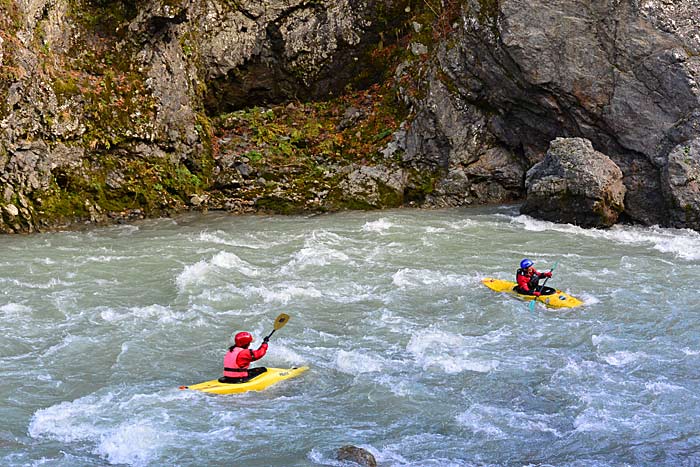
[1,0,698,232]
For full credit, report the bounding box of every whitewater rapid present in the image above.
[1,206,699,466]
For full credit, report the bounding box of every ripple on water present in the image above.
[3,208,700,466]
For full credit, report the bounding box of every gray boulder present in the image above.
[335,165,408,209]
[521,138,626,227]
[397,0,700,227]
[663,138,700,229]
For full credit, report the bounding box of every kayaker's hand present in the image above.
[544,272,552,278]
[533,291,541,297]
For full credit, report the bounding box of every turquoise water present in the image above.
[1,206,699,466]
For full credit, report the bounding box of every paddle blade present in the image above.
[529,297,537,312]
[273,313,290,330]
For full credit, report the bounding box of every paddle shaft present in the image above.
[529,261,558,311]
[537,261,558,292]
[538,273,553,292]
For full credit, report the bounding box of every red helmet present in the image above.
[234,331,253,347]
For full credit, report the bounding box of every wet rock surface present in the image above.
[1,0,700,232]
[337,445,377,467]
[521,138,626,228]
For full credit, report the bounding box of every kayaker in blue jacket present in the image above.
[515,258,553,296]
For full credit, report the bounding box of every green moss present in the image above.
[340,198,375,210]
[208,66,420,213]
[53,76,81,99]
[255,196,307,215]
[476,0,500,34]
[37,189,90,220]
[68,0,138,38]
[0,2,22,118]
[78,68,157,150]
[477,0,500,21]
[192,112,216,183]
[31,150,213,227]
[377,182,404,207]
[34,169,92,221]
[404,169,440,203]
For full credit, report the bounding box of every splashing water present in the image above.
[1,207,699,466]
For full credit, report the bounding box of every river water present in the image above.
[1,206,699,466]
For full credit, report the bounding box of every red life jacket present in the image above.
[223,347,253,378]
[516,268,540,292]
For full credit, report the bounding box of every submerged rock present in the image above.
[521,138,626,228]
[337,445,377,467]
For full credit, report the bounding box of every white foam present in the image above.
[29,395,111,443]
[513,215,700,260]
[283,245,351,272]
[392,269,471,289]
[601,351,646,366]
[175,259,210,290]
[29,391,188,466]
[455,405,506,438]
[336,349,383,374]
[573,407,612,432]
[651,231,700,260]
[406,330,500,374]
[307,448,348,467]
[44,334,95,357]
[591,334,616,347]
[0,303,32,316]
[375,374,413,397]
[645,380,684,394]
[96,421,170,466]
[210,251,261,277]
[238,284,322,304]
[0,276,72,289]
[197,231,263,249]
[457,404,563,438]
[267,344,306,366]
[362,218,394,233]
[116,342,129,363]
[176,252,262,291]
[78,255,131,264]
[100,304,186,324]
[577,292,600,306]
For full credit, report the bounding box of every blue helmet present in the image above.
[520,258,534,269]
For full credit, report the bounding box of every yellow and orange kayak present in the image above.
[481,278,583,308]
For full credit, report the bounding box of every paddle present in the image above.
[529,261,559,312]
[178,313,291,390]
[263,313,290,342]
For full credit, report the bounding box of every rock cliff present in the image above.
[1,0,699,233]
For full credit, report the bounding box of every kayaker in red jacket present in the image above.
[515,258,552,296]
[218,331,269,384]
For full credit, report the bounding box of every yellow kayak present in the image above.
[180,366,309,394]
[481,278,583,308]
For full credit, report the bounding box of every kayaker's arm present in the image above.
[252,342,268,360]
[238,343,268,366]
